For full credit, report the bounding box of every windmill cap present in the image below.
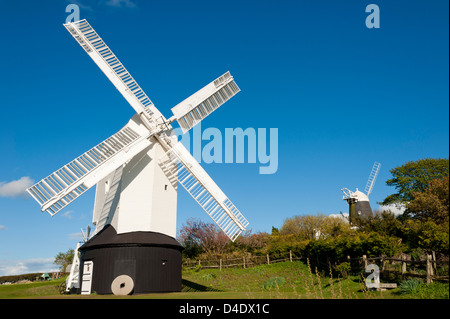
[353,189,369,202]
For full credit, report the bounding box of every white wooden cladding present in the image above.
[63,19,158,122]
[171,72,240,133]
[27,126,149,216]
[159,142,249,241]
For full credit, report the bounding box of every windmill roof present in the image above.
[80,225,183,251]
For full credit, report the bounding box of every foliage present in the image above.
[233,230,269,254]
[405,177,449,224]
[271,226,279,235]
[305,232,404,263]
[333,262,351,279]
[280,214,352,240]
[178,218,270,259]
[381,158,449,205]
[178,218,229,258]
[54,249,75,272]
[399,278,421,295]
[265,234,309,258]
[399,279,449,299]
[264,276,285,290]
[402,219,449,255]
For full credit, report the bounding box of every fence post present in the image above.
[427,255,433,284]
[432,251,437,272]
[243,256,246,269]
[267,254,270,265]
[219,259,222,271]
[290,250,292,262]
[401,255,406,275]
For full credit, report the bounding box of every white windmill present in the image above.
[26,19,249,295]
[341,162,381,224]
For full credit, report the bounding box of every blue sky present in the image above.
[0,0,448,275]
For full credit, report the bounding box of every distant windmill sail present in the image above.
[364,162,381,196]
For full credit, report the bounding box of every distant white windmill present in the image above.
[341,162,381,223]
[26,19,249,295]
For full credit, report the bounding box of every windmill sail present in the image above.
[159,142,249,241]
[27,118,152,216]
[364,162,381,196]
[170,71,240,133]
[63,19,163,125]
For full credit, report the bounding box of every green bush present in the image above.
[399,279,449,299]
[263,276,285,290]
[305,232,404,263]
[333,262,351,279]
[399,279,421,295]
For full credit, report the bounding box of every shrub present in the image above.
[399,279,421,295]
[333,262,351,279]
[264,277,285,290]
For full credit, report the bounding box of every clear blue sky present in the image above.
[0,0,448,275]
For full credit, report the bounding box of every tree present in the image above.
[280,215,326,240]
[54,249,75,272]
[381,158,449,205]
[177,218,229,258]
[405,177,449,224]
[271,226,279,236]
[280,214,351,240]
[358,210,404,237]
[234,230,269,253]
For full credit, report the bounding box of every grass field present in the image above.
[0,261,447,299]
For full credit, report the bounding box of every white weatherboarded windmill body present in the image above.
[26,19,249,295]
[341,162,381,224]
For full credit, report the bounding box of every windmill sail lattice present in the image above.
[364,161,381,196]
[27,122,151,216]
[170,71,241,133]
[159,142,249,241]
[63,19,160,124]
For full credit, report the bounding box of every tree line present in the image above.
[178,158,449,266]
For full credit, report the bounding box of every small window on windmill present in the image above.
[105,180,110,194]
[162,259,167,266]
[164,184,168,191]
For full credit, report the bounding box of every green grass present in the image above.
[181,260,383,299]
[397,279,449,299]
[0,278,66,298]
[0,261,447,299]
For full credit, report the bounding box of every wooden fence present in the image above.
[183,251,301,270]
[352,254,449,284]
[182,251,449,284]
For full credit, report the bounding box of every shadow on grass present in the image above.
[181,279,222,292]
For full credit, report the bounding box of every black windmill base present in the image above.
[78,225,183,295]
[348,200,374,224]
